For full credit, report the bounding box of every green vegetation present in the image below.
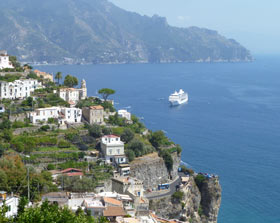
[121,128,134,143]
[195,174,207,189]
[172,191,184,202]
[149,130,172,149]
[0,155,57,201]
[98,88,115,101]
[180,165,194,175]
[64,75,78,88]
[0,74,21,82]
[55,72,62,85]
[159,149,173,172]
[0,200,96,223]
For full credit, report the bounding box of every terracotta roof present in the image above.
[61,168,83,173]
[66,172,84,177]
[103,206,126,217]
[103,197,122,206]
[90,105,104,110]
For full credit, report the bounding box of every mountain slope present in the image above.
[0,0,252,64]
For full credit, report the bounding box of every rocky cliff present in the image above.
[130,152,221,223]
[130,152,181,190]
[149,176,221,223]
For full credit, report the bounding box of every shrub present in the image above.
[47,164,56,170]
[12,121,26,128]
[47,118,57,124]
[88,124,102,138]
[125,150,135,162]
[121,128,134,143]
[195,174,206,189]
[40,125,50,132]
[159,149,173,172]
[58,140,71,148]
[172,191,184,202]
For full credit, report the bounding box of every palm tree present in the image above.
[55,72,62,85]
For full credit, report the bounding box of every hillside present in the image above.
[0,0,252,64]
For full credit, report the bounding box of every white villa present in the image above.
[118,110,131,121]
[29,107,82,125]
[0,191,19,218]
[59,79,87,104]
[0,79,42,100]
[101,135,126,164]
[0,51,14,69]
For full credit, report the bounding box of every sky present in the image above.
[110,0,280,55]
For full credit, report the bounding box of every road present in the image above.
[146,176,181,200]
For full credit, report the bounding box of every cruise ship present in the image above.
[169,89,188,106]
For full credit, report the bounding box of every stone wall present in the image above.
[9,113,27,122]
[130,152,181,190]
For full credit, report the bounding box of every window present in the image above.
[117,149,120,154]
[109,149,112,155]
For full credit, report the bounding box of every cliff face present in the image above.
[149,176,221,223]
[130,152,221,223]
[130,152,181,190]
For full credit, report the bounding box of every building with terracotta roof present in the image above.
[82,105,104,125]
[58,79,87,104]
[61,168,84,177]
[103,197,123,207]
[103,206,126,220]
[33,69,54,82]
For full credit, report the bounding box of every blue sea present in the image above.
[36,55,280,223]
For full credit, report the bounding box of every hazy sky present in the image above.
[110,0,280,55]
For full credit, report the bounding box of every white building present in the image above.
[101,135,126,164]
[60,107,82,124]
[0,191,19,218]
[59,79,87,104]
[0,79,42,100]
[29,107,82,124]
[0,51,14,69]
[118,110,131,121]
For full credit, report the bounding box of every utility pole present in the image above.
[27,167,30,202]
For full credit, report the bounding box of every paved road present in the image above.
[146,176,181,200]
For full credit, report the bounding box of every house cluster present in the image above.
[41,175,153,222]
[0,79,42,100]
[0,50,14,70]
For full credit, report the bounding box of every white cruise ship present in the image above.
[169,89,188,106]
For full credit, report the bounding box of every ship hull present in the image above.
[169,98,188,106]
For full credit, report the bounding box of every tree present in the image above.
[98,88,115,101]
[126,138,145,157]
[55,72,62,85]
[64,75,78,88]
[88,124,102,138]
[121,128,134,143]
[149,131,170,149]
[15,201,95,223]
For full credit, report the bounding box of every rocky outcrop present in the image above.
[150,176,221,223]
[130,152,181,190]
